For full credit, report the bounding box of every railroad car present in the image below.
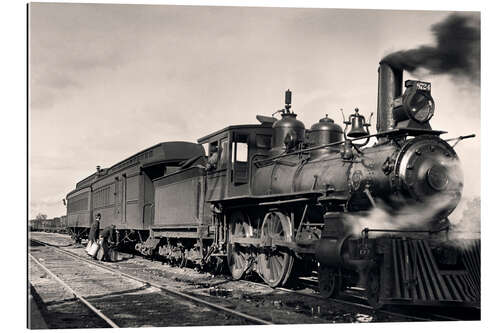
[66,142,205,244]
[66,176,94,241]
[66,62,480,308]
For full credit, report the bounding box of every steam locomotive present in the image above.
[66,61,479,308]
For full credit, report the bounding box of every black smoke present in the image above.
[382,13,480,85]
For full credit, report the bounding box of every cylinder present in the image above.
[315,238,344,267]
[377,62,403,133]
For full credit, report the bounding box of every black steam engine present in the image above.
[66,62,479,308]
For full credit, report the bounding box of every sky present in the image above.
[28,3,480,219]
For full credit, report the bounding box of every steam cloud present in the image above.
[382,13,480,85]
[346,156,467,237]
[449,197,481,238]
[345,196,480,250]
[346,197,453,237]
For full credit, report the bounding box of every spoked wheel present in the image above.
[227,211,253,280]
[318,264,339,298]
[366,268,383,309]
[257,211,294,287]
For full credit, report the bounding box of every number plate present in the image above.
[416,81,431,91]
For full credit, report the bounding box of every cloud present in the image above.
[29,3,156,110]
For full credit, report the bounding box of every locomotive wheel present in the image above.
[227,211,252,280]
[366,268,383,309]
[257,211,294,287]
[318,264,339,298]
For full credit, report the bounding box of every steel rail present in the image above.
[243,280,434,322]
[282,289,432,322]
[30,239,273,325]
[285,277,468,321]
[30,238,432,322]
[28,253,120,328]
[32,238,466,323]
[270,281,467,321]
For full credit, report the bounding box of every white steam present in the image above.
[346,196,458,237]
[449,197,481,240]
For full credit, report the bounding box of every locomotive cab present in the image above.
[198,123,274,201]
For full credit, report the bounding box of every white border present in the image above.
[4,0,498,332]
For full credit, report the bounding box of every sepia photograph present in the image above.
[27,1,482,329]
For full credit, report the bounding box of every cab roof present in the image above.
[74,141,204,190]
[197,124,271,144]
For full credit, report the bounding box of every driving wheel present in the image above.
[257,211,294,287]
[227,211,253,280]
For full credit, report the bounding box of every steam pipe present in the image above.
[361,225,450,236]
[377,62,403,133]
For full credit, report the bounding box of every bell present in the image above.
[347,108,369,138]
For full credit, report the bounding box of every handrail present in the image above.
[253,128,447,166]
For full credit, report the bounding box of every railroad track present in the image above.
[240,280,440,322]
[30,235,477,324]
[29,239,273,327]
[29,253,121,328]
[244,276,480,322]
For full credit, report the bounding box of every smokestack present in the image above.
[377,62,403,133]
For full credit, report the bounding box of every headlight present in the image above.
[392,80,435,126]
[406,90,435,123]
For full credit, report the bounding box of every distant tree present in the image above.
[35,213,47,221]
[30,213,48,231]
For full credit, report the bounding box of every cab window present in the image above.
[233,142,248,163]
[232,133,249,184]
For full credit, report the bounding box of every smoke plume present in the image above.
[382,13,480,85]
